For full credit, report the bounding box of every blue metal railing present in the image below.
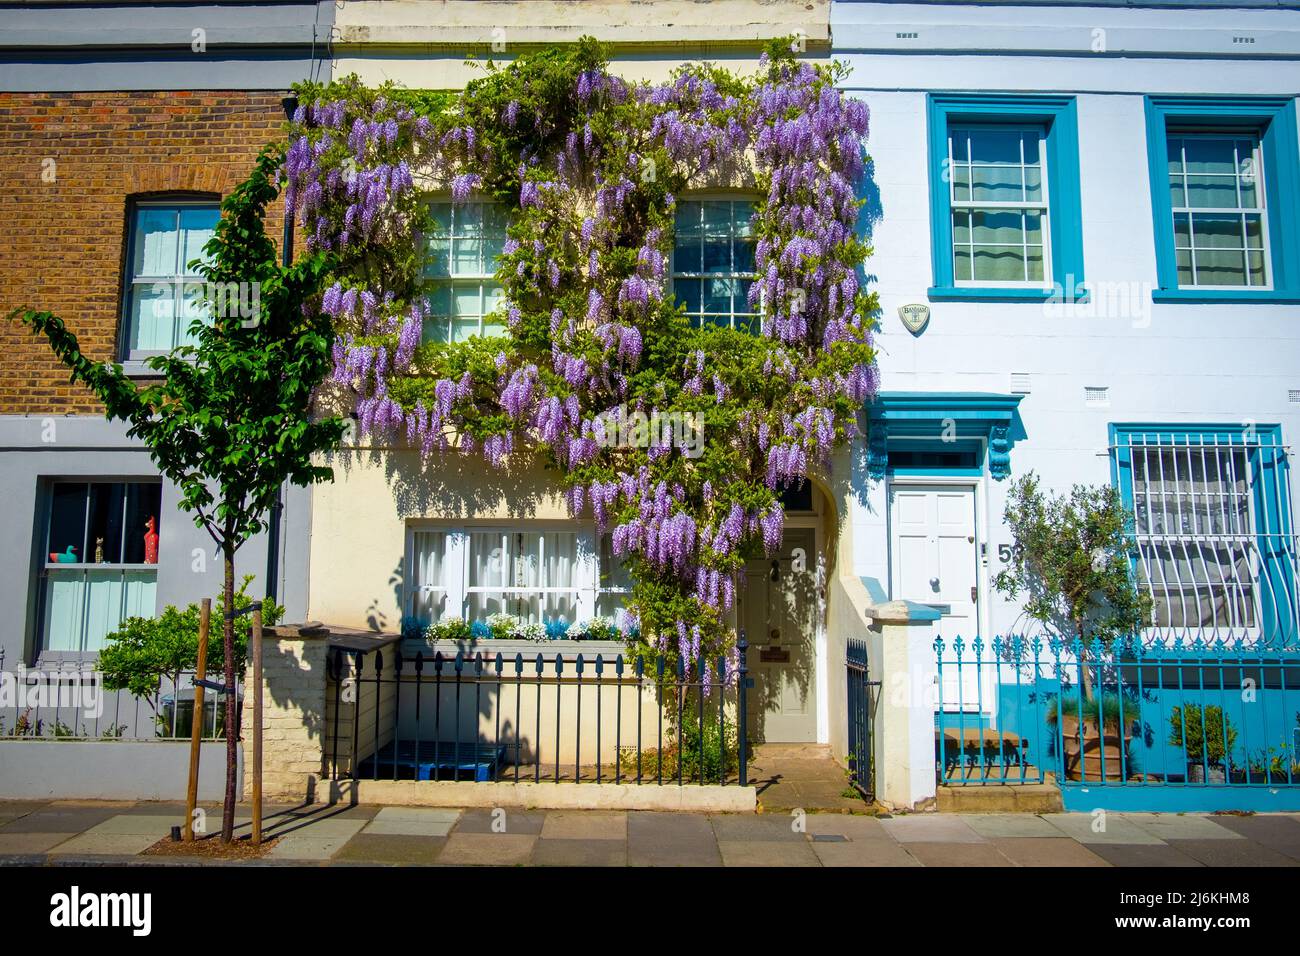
[935,635,1300,792]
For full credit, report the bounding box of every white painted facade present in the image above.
[833,1,1300,640]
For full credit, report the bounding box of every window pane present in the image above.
[453,238,482,274]
[132,207,178,277]
[733,237,755,275]
[704,277,734,314]
[1176,247,1194,285]
[426,238,451,277]
[970,210,1025,245]
[954,247,973,281]
[1185,173,1237,209]
[1194,247,1247,286]
[677,278,702,316]
[43,570,87,652]
[128,284,176,352]
[410,530,448,624]
[1247,249,1268,286]
[1182,137,1237,177]
[178,206,219,274]
[1191,214,1244,250]
[966,127,1024,165]
[971,164,1024,203]
[1026,246,1045,282]
[122,483,161,564]
[452,286,482,319]
[86,483,126,565]
[469,532,507,587]
[972,245,1026,282]
[542,532,577,588]
[732,201,754,237]
[48,484,88,563]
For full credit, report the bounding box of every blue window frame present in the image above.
[1110,424,1297,648]
[926,94,1084,302]
[1144,96,1300,303]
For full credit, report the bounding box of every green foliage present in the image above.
[994,471,1151,646]
[619,711,743,783]
[1045,692,1132,733]
[97,576,284,699]
[1169,703,1238,766]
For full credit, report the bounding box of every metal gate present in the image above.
[846,638,878,799]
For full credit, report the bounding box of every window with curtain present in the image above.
[122,200,220,358]
[1167,132,1270,288]
[948,126,1050,285]
[40,481,162,654]
[467,530,579,624]
[672,198,758,332]
[596,534,635,632]
[423,200,508,343]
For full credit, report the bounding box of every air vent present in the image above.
[895,32,918,39]
[1289,389,1300,404]
[1010,373,1031,395]
[1085,386,1110,406]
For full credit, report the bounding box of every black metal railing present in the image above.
[846,638,878,799]
[326,635,752,787]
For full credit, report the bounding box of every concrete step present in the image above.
[937,777,1063,813]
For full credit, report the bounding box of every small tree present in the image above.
[993,471,1151,698]
[9,145,345,842]
[98,577,284,735]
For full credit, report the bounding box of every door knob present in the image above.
[929,577,939,591]
[970,586,978,602]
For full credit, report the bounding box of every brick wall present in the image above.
[0,91,289,415]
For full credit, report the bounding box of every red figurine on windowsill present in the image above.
[143,516,159,564]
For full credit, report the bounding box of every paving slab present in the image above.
[878,815,986,844]
[334,833,447,864]
[83,814,179,836]
[364,807,460,836]
[539,811,626,841]
[905,842,1015,867]
[811,838,921,867]
[0,832,75,854]
[265,818,368,860]
[989,837,1112,867]
[1211,814,1300,859]
[1087,843,1204,867]
[436,833,536,866]
[1164,838,1300,867]
[627,812,720,866]
[805,814,895,841]
[453,808,546,835]
[962,814,1062,839]
[49,830,161,856]
[0,807,123,834]
[1041,813,1165,845]
[718,839,821,866]
[710,813,805,842]
[533,838,628,867]
[1121,813,1245,842]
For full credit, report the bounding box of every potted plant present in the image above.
[1245,744,1299,784]
[1168,704,1237,783]
[1046,692,1136,781]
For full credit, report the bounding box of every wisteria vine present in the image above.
[283,38,879,670]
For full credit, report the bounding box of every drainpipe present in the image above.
[264,94,299,606]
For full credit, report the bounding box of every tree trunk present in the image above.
[221,543,237,844]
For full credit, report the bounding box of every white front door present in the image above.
[890,484,986,711]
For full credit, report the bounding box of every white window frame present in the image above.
[406,524,607,627]
[121,198,221,360]
[1167,130,1273,291]
[422,199,509,343]
[947,125,1052,288]
[40,480,162,655]
[670,195,761,332]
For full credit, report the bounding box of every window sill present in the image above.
[119,360,163,379]
[927,286,1089,304]
[1151,288,1300,304]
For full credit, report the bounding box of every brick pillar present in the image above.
[241,623,332,802]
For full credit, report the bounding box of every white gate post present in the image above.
[868,601,941,811]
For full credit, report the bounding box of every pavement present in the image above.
[2,799,1300,866]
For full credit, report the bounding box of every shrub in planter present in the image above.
[1168,704,1238,782]
[1046,692,1136,781]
